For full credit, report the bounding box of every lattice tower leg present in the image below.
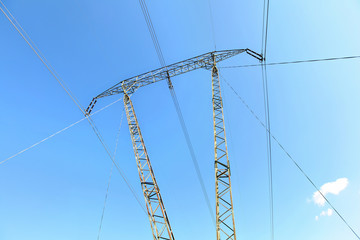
[211,59,237,240]
[123,94,175,240]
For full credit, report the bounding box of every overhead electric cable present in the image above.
[261,0,274,238]
[207,0,217,50]
[168,83,217,227]
[262,0,270,60]
[261,0,266,56]
[0,0,84,113]
[219,78,243,200]
[138,0,216,226]
[261,65,274,240]
[86,114,147,214]
[97,164,114,240]
[138,0,166,67]
[221,75,360,240]
[220,55,360,68]
[0,1,146,214]
[0,98,122,165]
[97,110,125,240]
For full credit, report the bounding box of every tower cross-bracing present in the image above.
[86,48,262,240]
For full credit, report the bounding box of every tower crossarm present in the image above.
[84,48,263,240]
[95,49,246,99]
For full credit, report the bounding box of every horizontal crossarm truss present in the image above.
[96,49,246,98]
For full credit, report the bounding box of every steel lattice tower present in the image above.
[123,90,175,240]
[87,49,262,240]
[211,56,236,240]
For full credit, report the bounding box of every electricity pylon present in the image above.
[123,87,174,240]
[211,55,236,240]
[86,48,262,240]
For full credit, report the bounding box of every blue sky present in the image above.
[0,0,360,239]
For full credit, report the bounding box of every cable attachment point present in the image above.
[85,97,97,116]
[246,49,264,62]
[166,72,173,89]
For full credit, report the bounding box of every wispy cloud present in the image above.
[313,178,349,206]
[316,208,333,220]
[320,208,333,217]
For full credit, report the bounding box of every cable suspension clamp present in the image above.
[245,48,264,62]
[166,71,173,89]
[85,97,97,116]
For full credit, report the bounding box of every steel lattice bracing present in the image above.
[211,56,236,240]
[93,49,247,100]
[87,48,262,240]
[123,93,175,240]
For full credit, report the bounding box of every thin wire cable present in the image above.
[97,110,125,240]
[220,55,360,69]
[261,0,274,237]
[261,64,274,240]
[0,98,122,165]
[0,100,146,214]
[261,0,266,56]
[0,2,146,214]
[221,75,360,240]
[138,0,216,225]
[263,0,270,60]
[138,0,166,67]
[86,114,147,214]
[0,1,84,110]
[220,68,275,238]
[0,1,84,113]
[97,164,113,240]
[207,0,217,50]
[168,86,216,227]
[219,77,243,209]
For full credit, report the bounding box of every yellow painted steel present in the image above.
[211,55,237,240]
[123,92,175,240]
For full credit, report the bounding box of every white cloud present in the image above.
[318,208,333,219]
[327,208,333,216]
[313,178,349,206]
[320,209,332,216]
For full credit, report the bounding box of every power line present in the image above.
[261,64,274,240]
[86,115,147,214]
[221,75,360,240]
[168,81,217,227]
[261,0,266,56]
[138,0,216,226]
[207,0,217,50]
[261,0,270,60]
[97,164,114,240]
[220,55,360,68]
[138,0,166,67]
[219,75,244,228]
[261,0,274,237]
[97,110,125,240]
[0,1,146,214]
[0,98,122,165]
[0,0,84,113]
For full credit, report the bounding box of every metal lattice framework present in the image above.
[86,49,255,114]
[98,49,245,97]
[87,48,262,240]
[211,56,236,240]
[123,92,175,240]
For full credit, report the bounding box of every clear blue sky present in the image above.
[0,0,360,239]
